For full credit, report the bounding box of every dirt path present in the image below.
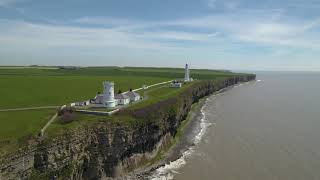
[40,113,58,136]
[0,106,60,112]
[122,80,173,94]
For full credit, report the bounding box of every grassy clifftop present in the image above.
[45,74,256,139]
[0,66,254,158]
[35,75,256,179]
[0,67,255,179]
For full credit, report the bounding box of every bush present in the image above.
[58,106,75,123]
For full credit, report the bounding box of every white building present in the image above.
[170,81,182,88]
[115,94,130,105]
[125,91,141,102]
[184,64,193,82]
[91,81,117,108]
[184,64,190,82]
[93,94,104,104]
[74,100,90,107]
[89,81,142,108]
[103,81,116,108]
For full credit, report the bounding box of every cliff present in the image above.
[0,75,256,179]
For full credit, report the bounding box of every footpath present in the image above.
[0,106,59,112]
[1,80,173,137]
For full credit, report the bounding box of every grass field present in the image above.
[45,83,197,137]
[0,66,239,156]
[0,66,240,79]
[0,109,56,156]
[131,82,194,109]
[0,75,170,109]
[0,66,238,109]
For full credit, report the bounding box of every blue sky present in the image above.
[0,0,320,71]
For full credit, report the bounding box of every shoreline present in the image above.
[130,83,246,179]
[125,97,206,179]
[129,97,214,179]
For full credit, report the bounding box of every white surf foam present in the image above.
[150,97,213,180]
[149,148,194,180]
[149,80,258,179]
[194,99,211,145]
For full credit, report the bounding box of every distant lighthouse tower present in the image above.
[184,64,190,82]
[103,81,116,108]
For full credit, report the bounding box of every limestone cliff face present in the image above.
[0,75,256,179]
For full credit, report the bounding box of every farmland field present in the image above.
[0,66,239,156]
[131,82,195,110]
[45,83,198,138]
[0,109,56,156]
[0,75,170,109]
[0,66,238,109]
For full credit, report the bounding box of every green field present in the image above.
[0,66,239,109]
[0,109,56,156]
[0,75,170,109]
[0,66,239,156]
[131,82,195,109]
[44,83,198,138]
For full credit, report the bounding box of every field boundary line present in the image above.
[0,106,59,112]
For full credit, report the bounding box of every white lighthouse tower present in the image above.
[103,81,116,108]
[184,64,190,82]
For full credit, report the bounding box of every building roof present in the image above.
[93,94,104,104]
[95,94,104,99]
[170,83,182,86]
[124,91,140,98]
[171,81,182,84]
[115,94,130,99]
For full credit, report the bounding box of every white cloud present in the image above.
[207,0,238,10]
[74,17,137,26]
[0,0,15,7]
[136,31,216,41]
[233,20,320,48]
[207,0,217,8]
[168,11,320,49]
[0,0,25,7]
[224,1,238,10]
[288,0,320,9]
[0,19,215,54]
[207,32,220,37]
[0,20,157,50]
[1,7,320,61]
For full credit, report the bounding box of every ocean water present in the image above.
[150,72,320,180]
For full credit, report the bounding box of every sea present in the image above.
[148,72,320,180]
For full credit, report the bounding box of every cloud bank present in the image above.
[0,0,320,70]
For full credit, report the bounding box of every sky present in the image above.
[0,0,319,71]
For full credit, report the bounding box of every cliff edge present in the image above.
[0,75,256,179]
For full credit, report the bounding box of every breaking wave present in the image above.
[194,98,212,145]
[149,81,252,180]
[148,148,194,180]
[149,98,212,180]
